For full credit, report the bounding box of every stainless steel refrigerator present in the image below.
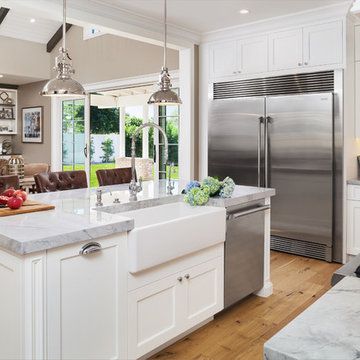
[209,80,340,262]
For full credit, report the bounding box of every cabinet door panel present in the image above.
[209,41,237,78]
[347,200,360,255]
[269,29,302,71]
[47,238,122,360]
[238,36,268,74]
[184,257,223,326]
[304,21,343,66]
[128,276,181,359]
[303,21,343,67]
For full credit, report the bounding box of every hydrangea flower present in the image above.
[184,180,201,194]
[219,176,235,198]
[184,187,210,206]
[202,177,221,196]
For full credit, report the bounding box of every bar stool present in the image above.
[34,170,88,193]
[96,167,133,187]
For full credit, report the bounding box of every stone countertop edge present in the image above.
[263,276,360,360]
[347,178,360,185]
[0,218,134,256]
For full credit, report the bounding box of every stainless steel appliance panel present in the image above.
[208,97,265,186]
[224,204,267,308]
[266,93,333,247]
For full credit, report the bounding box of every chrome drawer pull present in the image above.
[184,274,190,280]
[79,242,102,255]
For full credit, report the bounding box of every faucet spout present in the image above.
[129,122,169,201]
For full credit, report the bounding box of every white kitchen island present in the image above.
[0,180,274,360]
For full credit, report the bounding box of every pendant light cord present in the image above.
[163,0,167,69]
[62,0,66,52]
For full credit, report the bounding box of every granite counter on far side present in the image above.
[264,276,360,360]
[347,178,360,186]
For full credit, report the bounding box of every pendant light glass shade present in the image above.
[148,0,181,106]
[41,0,85,97]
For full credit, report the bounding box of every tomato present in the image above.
[13,189,27,202]
[7,195,23,210]
[2,187,15,197]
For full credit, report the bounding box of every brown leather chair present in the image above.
[34,170,88,193]
[96,167,133,187]
[0,175,19,194]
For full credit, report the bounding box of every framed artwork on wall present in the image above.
[22,106,43,143]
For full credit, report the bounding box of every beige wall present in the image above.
[12,81,51,164]
[50,26,179,84]
[0,36,50,80]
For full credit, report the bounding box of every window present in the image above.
[62,99,85,171]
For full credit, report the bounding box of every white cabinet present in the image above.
[237,36,268,75]
[209,41,237,78]
[303,21,343,67]
[347,185,360,255]
[268,29,303,71]
[46,237,125,360]
[209,36,268,79]
[128,256,223,359]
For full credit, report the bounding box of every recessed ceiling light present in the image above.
[0,75,3,78]
[30,18,36,23]
[239,9,250,15]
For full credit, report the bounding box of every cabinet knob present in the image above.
[184,274,190,280]
[304,61,308,65]
[298,62,303,66]
[177,276,183,282]
[233,71,237,74]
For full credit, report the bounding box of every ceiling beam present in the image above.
[0,7,9,25]
[46,23,72,53]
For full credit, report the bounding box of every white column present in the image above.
[179,46,195,182]
[119,106,125,157]
[142,104,149,159]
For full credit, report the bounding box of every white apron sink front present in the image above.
[122,202,226,274]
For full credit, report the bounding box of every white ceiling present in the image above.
[0,7,61,44]
[96,0,351,34]
[0,74,45,85]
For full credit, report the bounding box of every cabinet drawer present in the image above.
[348,185,360,201]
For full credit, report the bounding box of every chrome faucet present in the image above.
[129,122,168,201]
[167,162,175,195]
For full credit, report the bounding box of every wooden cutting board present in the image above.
[0,200,55,217]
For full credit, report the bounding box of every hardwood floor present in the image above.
[150,251,341,360]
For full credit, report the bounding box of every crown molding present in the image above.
[1,0,200,49]
[201,2,352,43]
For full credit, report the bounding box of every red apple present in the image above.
[2,187,15,197]
[7,195,23,210]
[0,195,9,206]
[13,190,27,202]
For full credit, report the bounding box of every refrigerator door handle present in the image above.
[264,116,271,188]
[258,116,264,187]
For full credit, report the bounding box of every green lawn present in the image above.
[63,163,178,188]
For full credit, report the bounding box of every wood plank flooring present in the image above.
[150,251,341,360]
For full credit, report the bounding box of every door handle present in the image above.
[264,116,271,188]
[153,145,157,163]
[84,144,88,158]
[228,205,270,219]
[258,117,264,188]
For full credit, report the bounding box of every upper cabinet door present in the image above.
[268,29,303,71]
[303,21,343,67]
[209,41,237,78]
[237,35,268,75]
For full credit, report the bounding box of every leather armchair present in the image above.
[34,170,88,193]
[0,175,19,194]
[96,167,133,187]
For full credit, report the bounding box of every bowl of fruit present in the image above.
[0,187,27,210]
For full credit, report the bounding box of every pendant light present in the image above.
[148,0,182,106]
[41,0,85,97]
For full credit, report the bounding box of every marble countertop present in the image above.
[348,178,360,185]
[0,180,274,255]
[264,276,360,360]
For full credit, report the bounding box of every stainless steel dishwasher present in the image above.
[224,202,270,309]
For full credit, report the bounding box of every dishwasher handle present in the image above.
[227,205,270,219]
